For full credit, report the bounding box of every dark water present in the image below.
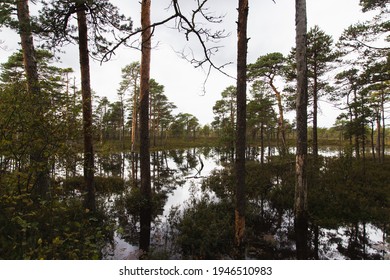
[73,147,389,260]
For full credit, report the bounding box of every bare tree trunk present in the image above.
[77,4,96,212]
[311,48,319,261]
[381,90,385,163]
[139,0,152,254]
[294,0,309,260]
[16,0,50,199]
[312,70,318,158]
[270,82,287,154]
[234,0,248,259]
[131,79,138,186]
[131,83,138,152]
[372,120,376,160]
[375,110,380,161]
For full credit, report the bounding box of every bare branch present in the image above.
[101,13,178,62]
[353,38,390,50]
[102,0,233,84]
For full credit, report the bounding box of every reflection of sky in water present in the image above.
[100,148,389,259]
[163,154,220,217]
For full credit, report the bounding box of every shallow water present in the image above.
[95,147,389,260]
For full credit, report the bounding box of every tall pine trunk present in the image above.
[294,0,309,260]
[139,0,152,254]
[16,0,50,198]
[312,68,318,158]
[234,0,248,259]
[77,4,96,212]
[381,90,385,163]
[270,83,287,155]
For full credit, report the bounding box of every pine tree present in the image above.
[234,0,249,259]
[294,0,309,260]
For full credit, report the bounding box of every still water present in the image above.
[84,147,389,260]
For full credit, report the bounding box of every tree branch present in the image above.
[101,0,234,84]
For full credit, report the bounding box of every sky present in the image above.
[0,0,377,127]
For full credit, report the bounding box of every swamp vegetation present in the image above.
[2,142,389,259]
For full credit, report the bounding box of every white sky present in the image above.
[0,0,376,127]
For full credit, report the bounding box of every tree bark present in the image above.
[269,82,287,154]
[234,0,248,259]
[139,0,152,254]
[381,90,385,163]
[312,66,318,158]
[77,4,96,212]
[16,0,50,198]
[375,110,380,161]
[294,0,309,260]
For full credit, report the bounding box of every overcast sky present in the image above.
[0,0,376,127]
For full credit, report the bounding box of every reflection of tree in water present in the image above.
[97,152,124,177]
[98,149,389,259]
[110,149,202,250]
[168,153,390,260]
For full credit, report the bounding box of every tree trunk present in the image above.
[381,90,385,163]
[294,0,309,260]
[375,110,380,161]
[353,89,360,158]
[16,0,50,199]
[77,4,96,212]
[371,120,376,160]
[131,78,138,186]
[312,68,318,158]
[270,82,287,154]
[260,122,265,165]
[131,82,138,152]
[234,0,248,259]
[139,0,152,255]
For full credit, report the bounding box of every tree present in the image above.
[248,52,288,155]
[305,26,338,157]
[117,62,141,187]
[171,112,198,140]
[95,96,109,143]
[0,49,80,195]
[13,0,51,199]
[334,68,376,159]
[118,62,141,152]
[139,0,152,254]
[38,0,133,211]
[294,0,309,260]
[212,86,237,154]
[149,79,176,145]
[76,2,95,212]
[103,101,124,140]
[247,81,276,164]
[359,0,389,12]
[337,0,389,162]
[234,0,249,258]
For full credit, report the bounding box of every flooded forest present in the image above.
[0,0,389,260]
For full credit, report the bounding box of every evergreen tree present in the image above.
[306,25,338,157]
[212,86,237,154]
[294,0,309,260]
[118,62,141,152]
[247,81,277,164]
[235,0,249,258]
[139,0,152,255]
[248,52,288,155]
[38,0,133,211]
